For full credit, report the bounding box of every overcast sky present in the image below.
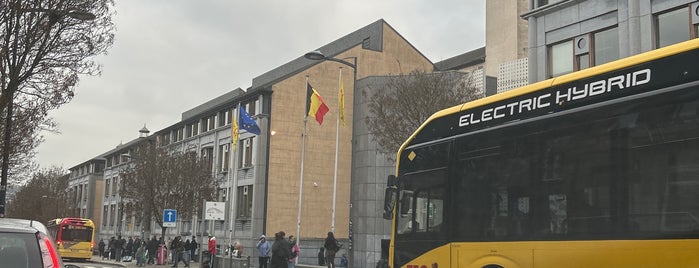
[35,0,486,170]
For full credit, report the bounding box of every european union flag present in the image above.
[239,107,261,135]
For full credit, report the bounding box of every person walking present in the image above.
[288,235,300,268]
[208,235,217,268]
[324,232,341,268]
[115,235,124,262]
[184,238,192,263]
[147,236,159,265]
[136,241,146,267]
[189,236,198,262]
[256,234,271,268]
[98,239,106,260]
[172,236,189,268]
[108,237,116,260]
[271,232,291,268]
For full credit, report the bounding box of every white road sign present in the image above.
[205,202,226,220]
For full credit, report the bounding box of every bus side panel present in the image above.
[451,240,699,267]
[534,240,699,267]
[398,244,451,268]
[453,243,531,268]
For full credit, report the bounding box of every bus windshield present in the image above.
[60,225,93,242]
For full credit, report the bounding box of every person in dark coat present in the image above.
[147,236,159,264]
[324,232,341,268]
[270,231,291,268]
[109,237,116,260]
[98,239,106,260]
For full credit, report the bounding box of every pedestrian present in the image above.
[270,231,290,268]
[288,235,300,268]
[339,254,348,267]
[190,236,198,262]
[233,241,243,258]
[256,234,271,268]
[172,236,189,268]
[184,239,192,262]
[147,236,159,264]
[98,239,106,260]
[136,241,146,267]
[208,235,217,268]
[317,248,325,266]
[109,236,116,260]
[115,235,124,262]
[324,232,341,268]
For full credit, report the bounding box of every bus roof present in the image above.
[398,38,699,157]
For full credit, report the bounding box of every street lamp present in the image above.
[303,51,358,233]
[0,7,96,218]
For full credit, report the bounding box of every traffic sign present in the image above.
[205,202,225,220]
[163,209,177,227]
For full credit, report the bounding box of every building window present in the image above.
[237,185,253,219]
[202,147,214,173]
[103,206,108,227]
[105,179,111,197]
[218,144,230,172]
[593,27,619,65]
[549,40,573,77]
[218,110,229,127]
[537,0,563,8]
[656,7,691,48]
[238,137,254,168]
[549,27,619,77]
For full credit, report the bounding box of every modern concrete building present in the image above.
[486,0,530,93]
[67,157,106,234]
[523,0,699,82]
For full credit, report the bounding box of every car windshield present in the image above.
[0,232,42,268]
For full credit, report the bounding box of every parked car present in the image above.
[0,217,79,268]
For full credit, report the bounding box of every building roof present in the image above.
[434,47,485,71]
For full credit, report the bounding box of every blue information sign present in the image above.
[163,209,177,227]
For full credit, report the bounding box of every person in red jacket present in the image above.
[208,235,217,268]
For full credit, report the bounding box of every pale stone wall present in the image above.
[266,21,433,241]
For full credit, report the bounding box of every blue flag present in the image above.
[239,107,261,135]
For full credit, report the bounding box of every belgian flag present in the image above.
[306,83,330,125]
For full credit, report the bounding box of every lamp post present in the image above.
[0,6,96,218]
[303,51,357,233]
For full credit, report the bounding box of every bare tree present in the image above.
[365,70,482,155]
[6,166,68,222]
[0,0,115,215]
[120,144,219,238]
[0,0,115,110]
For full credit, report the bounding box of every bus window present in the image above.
[396,167,447,236]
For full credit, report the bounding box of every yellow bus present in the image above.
[47,218,96,260]
[383,38,699,268]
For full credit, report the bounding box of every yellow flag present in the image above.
[232,117,239,149]
[339,76,345,126]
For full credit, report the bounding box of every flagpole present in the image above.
[228,103,241,252]
[331,68,342,232]
[296,76,309,258]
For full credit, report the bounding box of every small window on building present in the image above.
[238,137,255,168]
[593,27,619,65]
[218,144,230,172]
[549,40,574,77]
[577,54,590,70]
[655,7,691,48]
[362,37,371,49]
[237,185,253,219]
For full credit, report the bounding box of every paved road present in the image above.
[73,256,204,268]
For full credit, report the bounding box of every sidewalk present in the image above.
[90,256,202,268]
